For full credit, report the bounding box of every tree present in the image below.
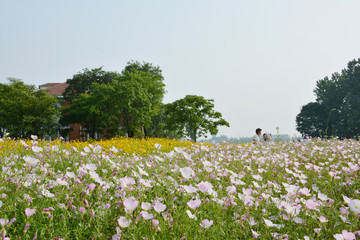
[296,102,326,137]
[145,103,183,139]
[60,93,104,139]
[60,63,166,139]
[0,78,60,138]
[296,58,360,138]
[63,67,119,100]
[165,95,230,142]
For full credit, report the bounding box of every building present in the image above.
[39,82,84,141]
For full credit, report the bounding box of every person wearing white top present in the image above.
[263,133,273,144]
[252,128,262,144]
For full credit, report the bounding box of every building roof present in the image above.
[39,83,62,89]
[41,83,69,97]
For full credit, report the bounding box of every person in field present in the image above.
[263,133,273,144]
[252,128,262,144]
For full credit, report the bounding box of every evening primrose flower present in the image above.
[141,202,152,210]
[79,207,86,213]
[198,181,213,193]
[226,185,237,195]
[118,216,131,228]
[305,199,320,211]
[349,199,360,213]
[183,184,198,194]
[251,229,260,238]
[24,156,39,165]
[186,210,197,220]
[187,199,201,209]
[25,208,36,217]
[334,230,356,240]
[123,198,138,212]
[318,216,328,223]
[154,202,166,213]
[31,146,43,153]
[88,183,96,191]
[200,219,213,228]
[180,167,195,179]
[0,219,9,226]
[141,211,154,220]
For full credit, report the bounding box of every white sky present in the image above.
[1,0,360,137]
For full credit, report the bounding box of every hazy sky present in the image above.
[1,0,360,138]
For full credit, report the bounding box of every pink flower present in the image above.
[8,218,16,226]
[180,167,195,179]
[342,230,356,240]
[123,198,139,212]
[88,183,96,191]
[79,207,86,213]
[0,219,9,226]
[242,188,252,196]
[152,219,159,227]
[318,216,328,223]
[186,210,197,219]
[118,216,131,228]
[187,199,201,209]
[305,199,320,211]
[24,223,30,231]
[141,211,154,220]
[183,185,198,194]
[154,202,166,213]
[25,208,36,217]
[251,229,260,238]
[141,202,152,210]
[226,186,237,195]
[200,219,213,228]
[198,181,213,193]
[349,199,360,214]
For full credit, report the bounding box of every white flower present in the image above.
[318,193,328,201]
[186,210,197,219]
[154,202,166,213]
[200,219,213,228]
[66,172,76,178]
[41,189,54,198]
[118,216,131,228]
[137,166,149,176]
[183,185,198,194]
[349,199,360,213]
[31,135,38,140]
[31,146,43,153]
[141,202,152,210]
[24,156,39,165]
[141,211,154,220]
[198,181,213,193]
[180,167,195,179]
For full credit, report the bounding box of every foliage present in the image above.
[144,103,183,139]
[296,58,360,138]
[60,93,104,139]
[0,78,60,138]
[63,67,119,100]
[0,137,359,239]
[166,95,230,142]
[60,63,166,138]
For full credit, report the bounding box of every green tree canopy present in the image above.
[296,58,360,138]
[63,67,119,100]
[165,95,230,142]
[0,78,60,138]
[60,62,166,139]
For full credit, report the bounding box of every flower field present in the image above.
[0,137,359,239]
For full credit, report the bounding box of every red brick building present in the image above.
[39,82,84,141]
